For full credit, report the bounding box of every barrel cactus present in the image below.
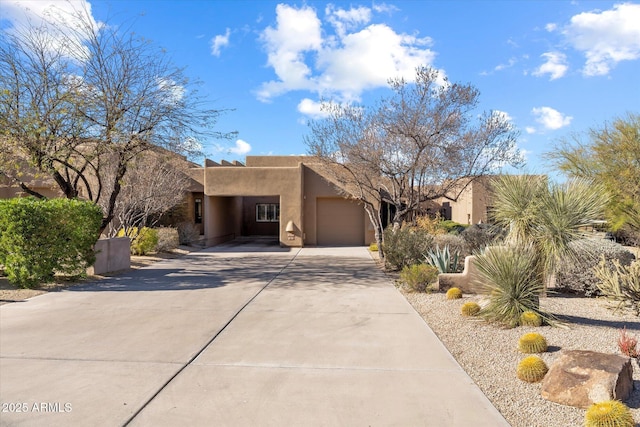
[516,355,548,382]
[446,287,462,300]
[584,400,635,427]
[520,310,542,327]
[518,332,548,354]
[461,301,481,316]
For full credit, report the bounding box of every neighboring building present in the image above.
[434,176,495,225]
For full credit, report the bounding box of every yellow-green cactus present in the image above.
[461,301,481,316]
[518,332,548,354]
[520,310,542,327]
[446,287,462,300]
[516,355,548,383]
[584,400,635,427]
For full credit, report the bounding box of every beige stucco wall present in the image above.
[437,177,494,225]
[203,164,304,246]
[201,158,374,247]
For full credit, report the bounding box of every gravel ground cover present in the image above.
[402,289,640,427]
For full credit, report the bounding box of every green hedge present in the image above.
[0,198,102,288]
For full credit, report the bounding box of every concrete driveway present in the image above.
[0,245,508,426]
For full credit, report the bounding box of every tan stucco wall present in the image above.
[204,164,304,246]
[245,155,308,167]
[201,158,374,247]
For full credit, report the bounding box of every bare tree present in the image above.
[102,149,196,237]
[305,67,523,253]
[0,5,233,233]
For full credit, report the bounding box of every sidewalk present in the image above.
[0,245,508,426]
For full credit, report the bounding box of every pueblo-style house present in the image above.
[1,154,498,247]
[189,156,496,247]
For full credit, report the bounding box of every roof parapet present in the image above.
[204,159,245,167]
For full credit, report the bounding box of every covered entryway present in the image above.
[316,198,365,246]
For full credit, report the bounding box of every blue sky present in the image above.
[3,1,639,173]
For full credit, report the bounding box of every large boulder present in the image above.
[541,350,634,408]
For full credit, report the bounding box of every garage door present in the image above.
[316,198,365,246]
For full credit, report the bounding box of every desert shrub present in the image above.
[382,225,434,271]
[613,226,640,247]
[434,234,468,259]
[584,400,635,427]
[399,264,438,292]
[132,227,158,255]
[415,214,446,235]
[177,221,201,245]
[461,223,505,254]
[440,220,468,234]
[0,198,102,288]
[617,328,638,357]
[595,259,640,315]
[475,245,551,328]
[555,238,636,296]
[118,227,159,255]
[155,227,179,252]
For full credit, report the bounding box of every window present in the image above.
[256,203,279,222]
[194,198,202,224]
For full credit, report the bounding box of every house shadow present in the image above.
[551,313,640,331]
[70,252,294,293]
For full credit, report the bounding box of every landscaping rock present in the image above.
[540,350,634,409]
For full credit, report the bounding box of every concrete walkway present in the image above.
[0,245,508,426]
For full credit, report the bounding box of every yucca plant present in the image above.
[490,175,609,292]
[475,244,551,327]
[425,245,460,273]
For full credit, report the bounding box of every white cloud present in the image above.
[157,78,185,104]
[533,52,568,80]
[531,106,573,130]
[372,3,400,14]
[257,4,323,100]
[545,23,558,32]
[525,126,536,134]
[562,3,640,76]
[211,28,231,57]
[326,4,371,38]
[2,0,102,59]
[229,139,252,155]
[493,110,513,123]
[297,98,330,119]
[257,4,436,103]
[494,57,517,71]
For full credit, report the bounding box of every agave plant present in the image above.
[425,245,460,273]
